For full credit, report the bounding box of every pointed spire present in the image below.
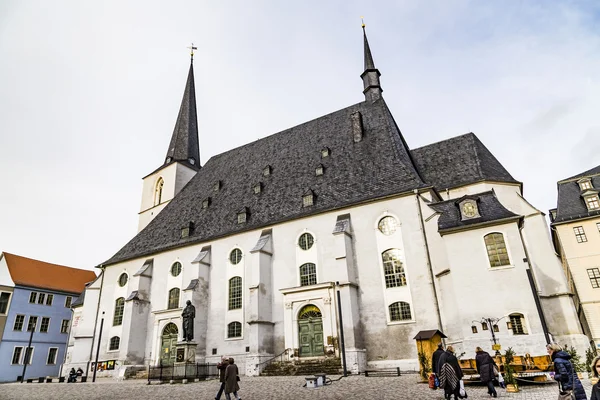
[165,59,200,169]
[360,20,383,102]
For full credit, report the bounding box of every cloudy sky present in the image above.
[1,1,599,270]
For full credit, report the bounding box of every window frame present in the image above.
[109,336,120,351]
[302,194,314,207]
[168,288,180,310]
[227,321,242,339]
[113,298,124,326]
[298,233,314,251]
[228,277,243,310]
[170,262,182,277]
[155,177,164,206]
[13,314,25,331]
[47,347,58,365]
[585,195,600,210]
[378,216,398,236]
[40,317,50,333]
[388,301,412,322]
[229,249,242,265]
[587,268,600,289]
[27,316,38,332]
[29,292,37,304]
[508,313,528,335]
[484,232,511,267]
[37,293,46,305]
[11,346,23,365]
[573,226,588,243]
[46,294,53,306]
[23,346,34,365]
[299,263,317,287]
[382,249,407,288]
[60,319,70,334]
[65,296,73,308]
[0,292,11,314]
[118,273,128,287]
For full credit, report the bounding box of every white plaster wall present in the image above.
[0,254,15,287]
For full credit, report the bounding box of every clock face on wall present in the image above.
[462,202,477,218]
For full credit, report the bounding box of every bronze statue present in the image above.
[181,300,195,341]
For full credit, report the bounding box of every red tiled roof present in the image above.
[2,252,96,294]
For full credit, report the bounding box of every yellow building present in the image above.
[550,165,600,349]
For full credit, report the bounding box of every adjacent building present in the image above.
[550,165,600,350]
[65,29,589,378]
[0,252,96,382]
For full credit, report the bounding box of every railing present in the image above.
[255,348,293,371]
[147,362,218,383]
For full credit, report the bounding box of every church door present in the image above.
[160,323,179,365]
[298,305,324,357]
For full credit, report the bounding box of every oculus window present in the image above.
[378,216,398,236]
[118,273,128,287]
[229,249,242,265]
[171,262,182,277]
[298,233,314,251]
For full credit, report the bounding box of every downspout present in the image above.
[59,305,74,378]
[414,190,444,337]
[88,266,106,375]
[518,219,551,344]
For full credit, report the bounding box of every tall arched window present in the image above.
[299,263,317,286]
[227,321,242,338]
[168,288,180,309]
[382,249,406,288]
[228,277,242,310]
[113,298,124,326]
[109,336,120,351]
[484,233,510,267]
[155,178,164,206]
[389,302,412,321]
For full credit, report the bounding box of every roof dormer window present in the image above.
[253,183,262,194]
[213,180,222,192]
[302,190,315,207]
[237,208,249,224]
[166,157,172,164]
[458,199,480,220]
[188,158,195,165]
[181,221,195,238]
[321,147,330,158]
[202,197,211,209]
[315,164,324,176]
[578,178,593,191]
[263,165,272,176]
[585,195,600,210]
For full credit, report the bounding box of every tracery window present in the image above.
[382,249,406,288]
[113,298,124,326]
[484,233,510,267]
[389,301,411,321]
[228,277,242,310]
[299,263,317,286]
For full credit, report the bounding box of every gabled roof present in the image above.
[1,252,97,294]
[104,98,428,265]
[552,164,600,224]
[429,190,520,232]
[411,133,520,191]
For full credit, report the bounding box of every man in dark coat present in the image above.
[548,344,587,400]
[432,343,445,375]
[224,357,241,400]
[475,347,497,398]
[215,356,228,400]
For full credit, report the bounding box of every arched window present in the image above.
[168,288,180,310]
[109,336,120,351]
[508,313,527,335]
[227,322,242,338]
[299,263,317,287]
[155,178,164,206]
[382,249,406,288]
[228,277,242,310]
[484,233,510,267]
[389,302,411,321]
[113,298,124,326]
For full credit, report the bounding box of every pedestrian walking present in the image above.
[475,346,497,398]
[438,345,463,400]
[589,354,600,400]
[224,357,241,400]
[547,343,587,400]
[215,356,228,400]
[432,343,444,375]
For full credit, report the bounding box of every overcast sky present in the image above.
[1,1,599,271]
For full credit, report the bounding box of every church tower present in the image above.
[138,55,200,232]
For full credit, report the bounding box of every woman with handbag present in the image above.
[438,345,464,400]
[590,355,600,400]
[475,347,498,398]
[224,357,241,400]
[547,343,587,400]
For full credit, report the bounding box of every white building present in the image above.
[65,29,588,377]
[550,166,600,350]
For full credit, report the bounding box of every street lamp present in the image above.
[473,316,506,356]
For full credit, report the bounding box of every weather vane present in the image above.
[188,43,197,62]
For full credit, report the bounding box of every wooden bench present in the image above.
[364,367,401,377]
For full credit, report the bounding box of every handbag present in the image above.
[556,361,577,400]
[236,375,240,382]
[458,379,468,398]
[497,372,505,389]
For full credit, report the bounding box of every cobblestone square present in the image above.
[0,375,593,400]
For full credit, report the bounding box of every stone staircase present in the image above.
[261,357,342,376]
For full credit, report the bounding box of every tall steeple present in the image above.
[165,53,200,169]
[360,22,383,102]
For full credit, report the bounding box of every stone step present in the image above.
[261,358,342,376]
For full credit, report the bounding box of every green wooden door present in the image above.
[298,305,324,357]
[160,323,178,365]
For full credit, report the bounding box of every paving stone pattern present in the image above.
[1,375,592,400]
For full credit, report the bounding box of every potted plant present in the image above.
[418,350,432,382]
[503,347,519,392]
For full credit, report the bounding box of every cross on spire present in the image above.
[188,43,197,62]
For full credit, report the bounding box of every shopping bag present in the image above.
[428,373,436,389]
[458,379,468,398]
[434,374,440,388]
[497,372,506,389]
[557,390,575,400]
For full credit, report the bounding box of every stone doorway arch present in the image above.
[298,304,324,357]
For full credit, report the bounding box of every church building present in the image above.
[65,28,588,377]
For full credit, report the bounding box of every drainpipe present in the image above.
[518,220,550,344]
[88,266,106,375]
[414,190,444,338]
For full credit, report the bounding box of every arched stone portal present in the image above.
[160,323,178,365]
[298,305,324,357]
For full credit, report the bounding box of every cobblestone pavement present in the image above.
[0,375,593,400]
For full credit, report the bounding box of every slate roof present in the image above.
[411,133,520,191]
[552,165,600,224]
[1,252,97,294]
[103,98,429,265]
[429,191,520,232]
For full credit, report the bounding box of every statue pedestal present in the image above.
[175,341,197,364]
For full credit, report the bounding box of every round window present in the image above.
[298,233,314,250]
[378,216,398,235]
[171,262,182,277]
[229,249,242,265]
[118,273,128,287]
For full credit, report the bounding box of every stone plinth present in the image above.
[175,341,197,364]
